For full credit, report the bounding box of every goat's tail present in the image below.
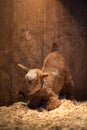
[51,43,58,52]
[17,63,29,72]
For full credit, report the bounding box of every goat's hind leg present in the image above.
[64,67,74,100]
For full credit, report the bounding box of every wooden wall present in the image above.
[0,0,87,105]
[0,0,13,105]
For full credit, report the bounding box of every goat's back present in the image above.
[42,51,65,73]
[41,51,66,94]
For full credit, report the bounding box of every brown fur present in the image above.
[18,52,74,111]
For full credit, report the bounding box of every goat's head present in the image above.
[18,64,48,95]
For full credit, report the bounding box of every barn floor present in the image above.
[0,99,87,130]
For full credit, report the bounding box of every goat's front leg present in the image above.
[45,88,60,111]
[46,96,60,111]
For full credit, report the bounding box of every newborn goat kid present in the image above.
[18,52,74,110]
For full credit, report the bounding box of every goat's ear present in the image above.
[17,64,29,72]
[41,73,49,78]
